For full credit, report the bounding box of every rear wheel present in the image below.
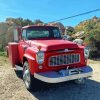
[23,61,33,91]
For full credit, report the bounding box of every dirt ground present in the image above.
[0,56,100,100]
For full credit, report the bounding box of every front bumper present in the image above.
[34,66,93,83]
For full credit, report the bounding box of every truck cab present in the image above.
[7,25,93,90]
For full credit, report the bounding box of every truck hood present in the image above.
[29,40,79,52]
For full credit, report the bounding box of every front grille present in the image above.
[49,54,80,66]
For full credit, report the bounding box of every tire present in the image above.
[74,78,86,84]
[23,61,34,91]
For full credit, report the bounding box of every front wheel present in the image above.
[23,61,33,91]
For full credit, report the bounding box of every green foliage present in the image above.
[75,16,100,58]
[65,26,75,35]
[34,19,43,24]
[0,44,4,52]
[0,51,6,56]
[6,17,34,26]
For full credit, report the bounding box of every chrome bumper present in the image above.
[34,66,93,83]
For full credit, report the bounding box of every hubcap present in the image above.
[23,63,31,88]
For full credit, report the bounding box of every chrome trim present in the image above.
[49,53,80,66]
[34,66,93,83]
[57,49,74,53]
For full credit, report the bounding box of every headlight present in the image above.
[84,48,89,59]
[36,51,44,64]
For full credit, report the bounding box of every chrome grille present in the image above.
[49,54,80,66]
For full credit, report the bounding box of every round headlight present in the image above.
[36,51,44,64]
[84,48,89,58]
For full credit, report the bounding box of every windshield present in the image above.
[26,26,61,39]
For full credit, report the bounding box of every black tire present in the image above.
[23,61,34,91]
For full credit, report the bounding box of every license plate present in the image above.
[68,69,83,75]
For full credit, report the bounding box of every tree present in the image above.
[6,17,34,26]
[65,26,75,35]
[48,22,65,34]
[34,19,43,24]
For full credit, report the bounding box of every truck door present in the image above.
[18,29,27,62]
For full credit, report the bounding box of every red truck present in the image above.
[7,25,93,90]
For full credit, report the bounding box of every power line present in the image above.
[47,9,100,23]
[0,9,100,37]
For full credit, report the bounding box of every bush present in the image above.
[0,51,6,56]
[89,50,100,59]
[0,44,4,52]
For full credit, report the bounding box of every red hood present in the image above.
[29,40,79,51]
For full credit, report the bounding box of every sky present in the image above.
[0,0,100,26]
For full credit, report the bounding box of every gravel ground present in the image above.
[0,58,100,100]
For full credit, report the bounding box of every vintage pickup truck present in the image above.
[7,25,93,90]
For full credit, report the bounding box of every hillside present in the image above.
[74,16,100,58]
[75,16,100,42]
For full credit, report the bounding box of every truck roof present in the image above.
[22,25,58,29]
